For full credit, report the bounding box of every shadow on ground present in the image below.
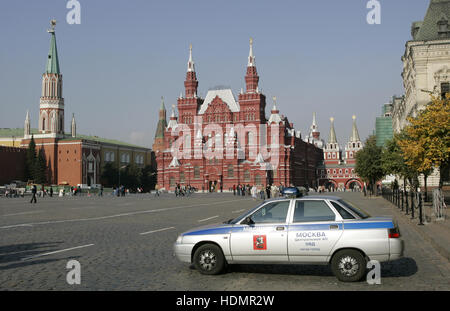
[0,242,64,268]
[225,257,418,279]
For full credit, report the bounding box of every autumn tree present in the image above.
[397,94,450,189]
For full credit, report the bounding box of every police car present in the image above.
[174,196,404,282]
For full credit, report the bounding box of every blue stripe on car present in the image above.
[183,227,236,236]
[183,221,394,236]
[344,222,394,229]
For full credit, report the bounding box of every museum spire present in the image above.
[245,37,259,93]
[184,44,199,98]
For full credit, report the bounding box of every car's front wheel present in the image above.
[331,249,367,282]
[193,244,226,275]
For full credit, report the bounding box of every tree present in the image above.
[122,164,142,190]
[101,163,118,187]
[397,94,450,189]
[381,132,420,196]
[34,148,48,184]
[355,135,385,195]
[24,135,37,182]
[141,165,157,191]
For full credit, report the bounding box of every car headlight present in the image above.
[176,235,183,244]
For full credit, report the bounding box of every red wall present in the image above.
[0,146,26,185]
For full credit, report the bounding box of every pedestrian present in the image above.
[155,184,160,197]
[259,186,265,200]
[49,187,53,197]
[30,184,37,204]
[251,185,257,200]
[100,185,104,197]
[266,184,271,199]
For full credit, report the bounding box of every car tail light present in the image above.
[388,227,400,238]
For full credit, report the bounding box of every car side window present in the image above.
[330,201,355,219]
[293,200,336,223]
[250,201,290,224]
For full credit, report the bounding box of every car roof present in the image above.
[301,195,342,201]
[264,195,342,202]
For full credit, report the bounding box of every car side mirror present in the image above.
[242,216,254,226]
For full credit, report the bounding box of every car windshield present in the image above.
[226,201,267,224]
[337,199,370,219]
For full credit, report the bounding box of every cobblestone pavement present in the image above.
[0,192,449,290]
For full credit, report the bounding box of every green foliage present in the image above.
[355,135,385,193]
[34,148,48,184]
[24,135,36,181]
[101,163,118,186]
[381,132,416,180]
[24,135,47,184]
[101,163,156,191]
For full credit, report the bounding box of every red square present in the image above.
[253,235,267,250]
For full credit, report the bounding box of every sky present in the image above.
[0,0,431,148]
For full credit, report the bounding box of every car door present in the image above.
[287,199,343,263]
[230,200,292,263]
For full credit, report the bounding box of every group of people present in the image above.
[232,184,286,200]
[113,186,127,197]
[174,184,194,197]
[29,185,56,203]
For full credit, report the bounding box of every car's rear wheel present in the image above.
[331,249,367,282]
[193,244,226,275]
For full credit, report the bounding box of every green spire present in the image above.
[45,20,60,74]
[160,96,166,110]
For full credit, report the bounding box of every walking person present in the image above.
[49,187,53,198]
[30,184,37,204]
[266,184,271,199]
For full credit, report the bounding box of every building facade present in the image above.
[392,0,450,187]
[154,40,323,191]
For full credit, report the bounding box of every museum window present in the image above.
[169,176,175,187]
[244,169,250,181]
[254,175,262,185]
[180,171,185,184]
[194,166,200,179]
[228,165,234,178]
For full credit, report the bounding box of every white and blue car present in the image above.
[174,196,404,282]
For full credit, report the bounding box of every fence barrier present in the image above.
[381,188,425,225]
